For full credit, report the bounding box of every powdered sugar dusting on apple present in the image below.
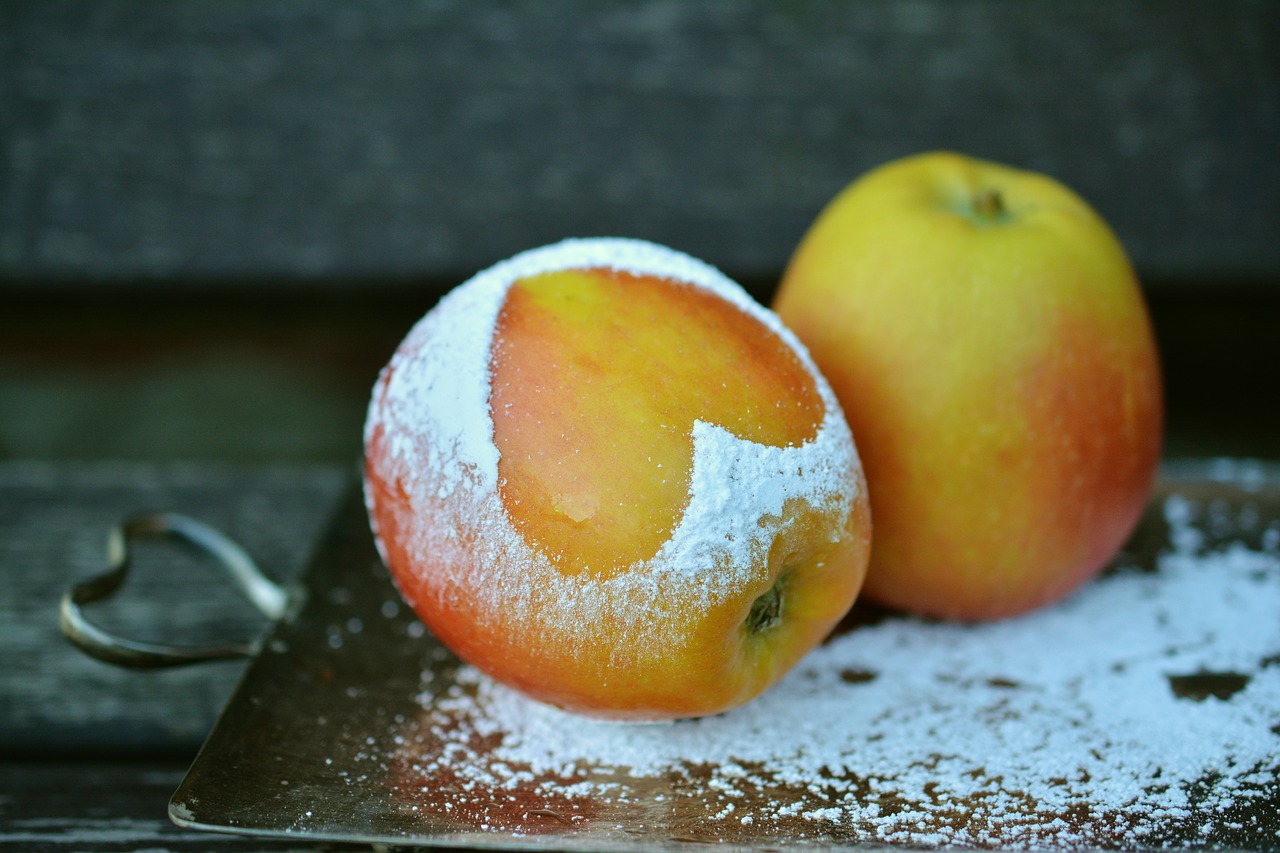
[364,238,860,670]
[388,483,1280,849]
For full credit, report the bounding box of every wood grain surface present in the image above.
[4,0,1278,288]
[0,462,349,758]
[0,463,353,849]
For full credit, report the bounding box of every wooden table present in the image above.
[1,462,368,851]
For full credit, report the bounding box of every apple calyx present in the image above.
[970,187,1010,224]
[746,578,784,634]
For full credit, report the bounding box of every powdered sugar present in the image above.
[657,418,854,583]
[392,482,1280,848]
[365,237,832,495]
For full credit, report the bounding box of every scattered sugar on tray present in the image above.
[397,490,1280,848]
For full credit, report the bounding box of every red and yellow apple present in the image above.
[364,238,871,719]
[772,152,1162,620]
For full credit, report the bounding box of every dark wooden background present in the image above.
[2,2,1278,850]
[3,0,1279,468]
[3,1,1278,288]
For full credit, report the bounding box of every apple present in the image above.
[772,152,1162,620]
[364,238,872,720]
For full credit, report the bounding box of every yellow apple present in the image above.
[365,238,871,719]
[772,152,1162,620]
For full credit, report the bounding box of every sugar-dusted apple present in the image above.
[365,238,871,719]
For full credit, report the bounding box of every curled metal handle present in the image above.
[60,512,288,669]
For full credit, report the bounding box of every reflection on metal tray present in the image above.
[168,460,1280,851]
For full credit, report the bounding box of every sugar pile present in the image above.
[397,491,1280,849]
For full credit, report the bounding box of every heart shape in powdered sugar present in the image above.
[489,265,825,578]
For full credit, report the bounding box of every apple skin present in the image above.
[772,152,1162,620]
[364,239,871,720]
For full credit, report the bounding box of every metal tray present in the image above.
[163,461,1280,851]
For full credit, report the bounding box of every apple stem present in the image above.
[972,188,1007,222]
